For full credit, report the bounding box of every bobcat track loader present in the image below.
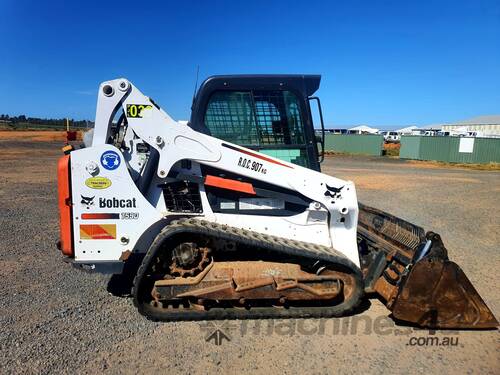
[57,77,497,328]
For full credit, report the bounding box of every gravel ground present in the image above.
[0,140,498,374]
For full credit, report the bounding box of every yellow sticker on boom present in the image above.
[126,104,152,118]
[85,176,112,189]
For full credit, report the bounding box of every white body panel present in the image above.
[71,144,163,261]
[70,79,361,267]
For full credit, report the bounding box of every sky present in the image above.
[0,0,499,128]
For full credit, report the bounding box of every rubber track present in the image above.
[132,218,364,321]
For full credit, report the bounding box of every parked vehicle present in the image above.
[383,131,400,143]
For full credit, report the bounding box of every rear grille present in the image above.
[161,181,202,213]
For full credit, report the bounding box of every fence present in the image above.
[324,134,384,156]
[400,136,500,163]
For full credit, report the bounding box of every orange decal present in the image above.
[80,224,116,240]
[204,175,256,195]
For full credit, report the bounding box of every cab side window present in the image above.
[204,91,259,145]
[204,90,305,147]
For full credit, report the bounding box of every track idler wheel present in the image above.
[169,243,211,277]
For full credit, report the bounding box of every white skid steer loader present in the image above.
[57,77,497,328]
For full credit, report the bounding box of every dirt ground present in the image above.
[0,130,82,142]
[0,136,498,374]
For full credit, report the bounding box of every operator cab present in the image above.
[189,75,325,171]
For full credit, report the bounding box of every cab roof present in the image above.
[194,74,321,100]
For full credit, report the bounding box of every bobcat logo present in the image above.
[324,184,344,199]
[81,195,95,208]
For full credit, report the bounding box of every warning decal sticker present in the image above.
[79,224,116,240]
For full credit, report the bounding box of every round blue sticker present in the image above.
[100,150,121,170]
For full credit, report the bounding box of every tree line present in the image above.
[0,114,94,128]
